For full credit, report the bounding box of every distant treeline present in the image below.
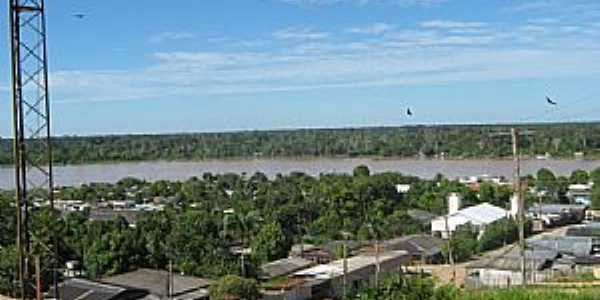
[0,123,599,164]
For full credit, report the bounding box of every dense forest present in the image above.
[0,122,599,164]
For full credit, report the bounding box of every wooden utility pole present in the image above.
[512,128,527,286]
[168,261,174,300]
[444,207,456,282]
[35,256,41,300]
[375,239,380,287]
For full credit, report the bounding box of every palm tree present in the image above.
[223,204,262,277]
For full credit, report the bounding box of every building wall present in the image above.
[262,286,312,300]
[466,268,551,288]
[327,254,409,299]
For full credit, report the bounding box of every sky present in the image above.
[1,0,600,136]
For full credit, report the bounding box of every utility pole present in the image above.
[444,213,455,282]
[343,241,348,299]
[512,128,527,286]
[374,238,380,287]
[340,231,351,300]
[168,261,174,300]
[35,256,41,300]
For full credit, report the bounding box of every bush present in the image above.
[209,275,260,300]
[478,219,519,252]
[443,224,478,263]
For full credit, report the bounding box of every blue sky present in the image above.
[2,0,600,135]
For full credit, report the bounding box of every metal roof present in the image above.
[53,278,148,300]
[528,204,586,214]
[102,269,212,298]
[468,246,558,272]
[528,236,593,257]
[433,203,507,226]
[567,223,600,237]
[382,235,444,257]
[260,257,314,280]
[294,251,408,280]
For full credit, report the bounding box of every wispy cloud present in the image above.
[348,23,393,34]
[420,20,486,29]
[507,0,600,18]
[273,27,330,40]
[149,32,196,43]
[48,14,600,105]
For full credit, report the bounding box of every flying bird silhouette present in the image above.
[546,96,558,106]
[407,108,413,116]
[72,13,86,19]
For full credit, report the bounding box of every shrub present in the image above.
[209,275,260,300]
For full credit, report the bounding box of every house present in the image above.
[52,200,91,212]
[466,246,559,288]
[395,184,411,194]
[260,257,314,281]
[293,250,410,299]
[289,241,365,264]
[378,235,445,264]
[528,236,600,257]
[528,204,587,227]
[88,208,143,227]
[431,202,508,239]
[566,223,600,237]
[261,277,312,300]
[109,200,136,210]
[101,269,213,300]
[568,184,593,205]
[50,278,148,300]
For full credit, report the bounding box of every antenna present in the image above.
[10,0,57,298]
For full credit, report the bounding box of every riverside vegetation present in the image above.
[0,123,599,164]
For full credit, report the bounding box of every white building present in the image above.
[568,183,593,206]
[395,184,411,194]
[431,203,509,239]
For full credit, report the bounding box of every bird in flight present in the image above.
[72,13,86,19]
[407,108,413,116]
[546,96,558,106]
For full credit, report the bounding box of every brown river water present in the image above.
[0,158,598,189]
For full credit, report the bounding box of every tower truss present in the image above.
[9,0,56,297]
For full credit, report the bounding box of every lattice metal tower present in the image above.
[9,0,56,297]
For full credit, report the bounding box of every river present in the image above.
[0,158,598,189]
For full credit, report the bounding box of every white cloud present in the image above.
[149,32,196,43]
[348,23,393,34]
[48,16,600,105]
[420,20,486,29]
[273,27,330,40]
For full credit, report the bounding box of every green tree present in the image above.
[592,184,600,210]
[251,221,288,264]
[536,168,557,191]
[209,275,260,300]
[0,245,16,295]
[478,182,496,204]
[570,170,590,184]
[443,224,478,263]
[167,211,237,277]
[478,219,518,252]
[0,194,15,247]
[353,165,371,177]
